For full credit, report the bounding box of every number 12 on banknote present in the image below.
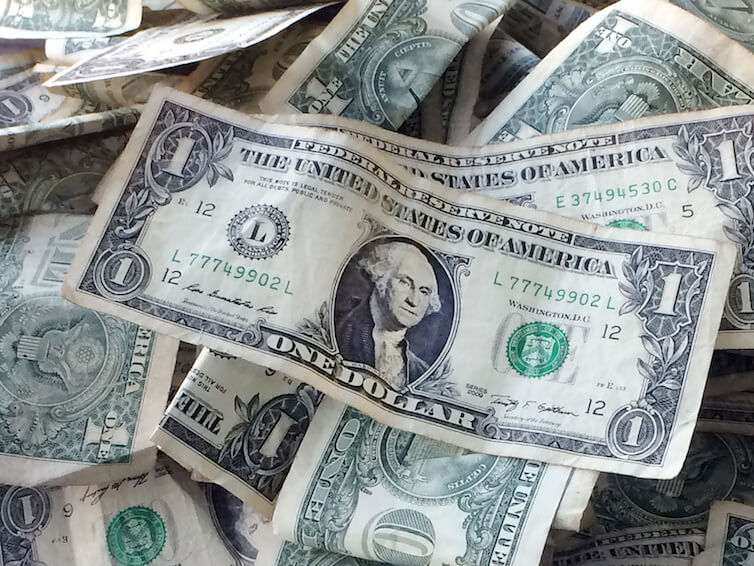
[64,89,735,478]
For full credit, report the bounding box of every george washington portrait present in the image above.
[334,238,454,391]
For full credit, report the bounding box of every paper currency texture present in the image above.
[273,397,571,566]
[62,89,736,477]
[0,459,270,565]
[277,103,754,348]
[0,0,141,38]
[261,0,515,130]
[467,0,754,145]
[44,5,332,87]
[0,213,176,485]
[703,500,754,565]
[153,348,322,517]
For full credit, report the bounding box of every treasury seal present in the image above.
[506,322,568,378]
[106,505,166,565]
[606,218,648,231]
[227,204,290,260]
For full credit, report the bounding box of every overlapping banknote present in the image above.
[695,500,754,565]
[273,397,571,566]
[0,457,270,565]
[153,347,597,532]
[179,13,329,114]
[467,0,754,145]
[43,4,333,86]
[553,430,754,564]
[261,0,516,130]
[0,128,129,219]
[279,103,754,349]
[153,348,323,517]
[62,88,736,478]
[0,213,176,485]
[0,0,141,38]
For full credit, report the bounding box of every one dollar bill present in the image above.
[0,458,270,565]
[261,0,515,130]
[466,0,754,145]
[273,397,571,566]
[276,103,754,347]
[63,89,735,477]
[0,0,141,38]
[0,213,177,485]
[699,500,754,566]
[669,0,754,52]
[152,348,322,517]
[44,5,332,87]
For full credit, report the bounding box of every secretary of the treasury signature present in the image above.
[491,395,579,417]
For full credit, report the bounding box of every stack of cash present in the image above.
[5,0,754,564]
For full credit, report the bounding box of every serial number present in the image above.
[167,249,293,294]
[555,178,677,209]
[496,274,617,310]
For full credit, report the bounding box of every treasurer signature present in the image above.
[490,395,579,417]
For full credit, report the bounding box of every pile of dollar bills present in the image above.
[5,0,754,564]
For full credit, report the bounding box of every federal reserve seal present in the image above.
[227,205,290,260]
[506,322,568,377]
[106,506,166,566]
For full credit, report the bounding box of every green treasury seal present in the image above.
[106,505,166,566]
[506,322,568,378]
[606,218,648,231]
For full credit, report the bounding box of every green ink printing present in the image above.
[506,322,569,378]
[106,505,166,566]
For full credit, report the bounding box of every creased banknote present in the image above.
[0,0,141,38]
[551,432,754,564]
[63,89,736,477]
[670,0,754,52]
[416,50,463,144]
[0,214,177,485]
[155,347,595,524]
[697,394,754,436]
[179,14,328,113]
[0,105,140,152]
[0,70,83,127]
[153,348,323,517]
[467,0,754,145]
[261,0,515,130]
[500,0,592,58]
[467,30,539,133]
[701,500,754,566]
[589,432,754,534]
[178,0,323,15]
[47,73,181,108]
[551,525,704,565]
[43,4,333,87]
[274,397,571,566]
[0,458,270,565]
[43,8,195,65]
[432,19,498,145]
[276,103,754,348]
[0,47,43,79]
[705,351,754,398]
[0,129,128,220]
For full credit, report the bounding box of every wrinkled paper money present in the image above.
[62,89,735,477]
